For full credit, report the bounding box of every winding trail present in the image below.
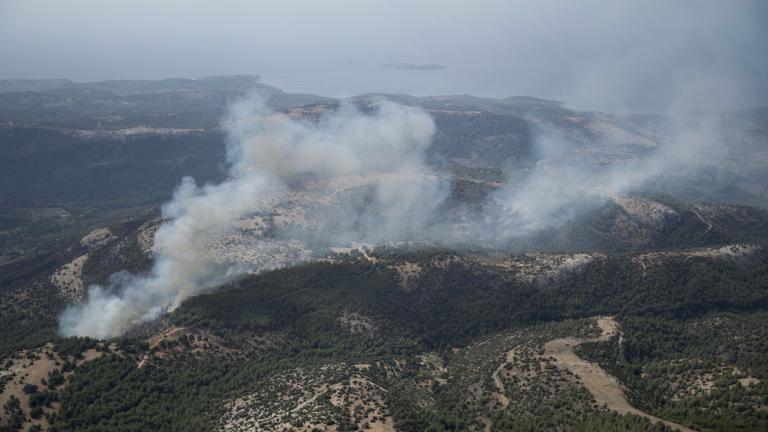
[490,349,516,409]
[544,317,696,432]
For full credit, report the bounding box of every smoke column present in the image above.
[59,96,441,338]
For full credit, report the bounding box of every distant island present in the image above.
[379,63,446,71]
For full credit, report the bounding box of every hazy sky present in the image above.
[1,0,766,111]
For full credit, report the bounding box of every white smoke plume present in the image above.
[59,96,443,338]
[488,112,727,238]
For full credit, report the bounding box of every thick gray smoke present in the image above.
[59,96,444,338]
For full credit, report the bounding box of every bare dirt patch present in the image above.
[136,218,164,257]
[0,343,108,430]
[389,261,422,289]
[739,377,761,387]
[80,227,113,249]
[50,254,88,301]
[634,244,762,275]
[612,196,677,225]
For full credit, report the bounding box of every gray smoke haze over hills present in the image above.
[46,0,766,337]
[489,113,727,238]
[59,90,736,338]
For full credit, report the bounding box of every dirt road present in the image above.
[137,326,187,368]
[490,349,515,409]
[544,317,696,432]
